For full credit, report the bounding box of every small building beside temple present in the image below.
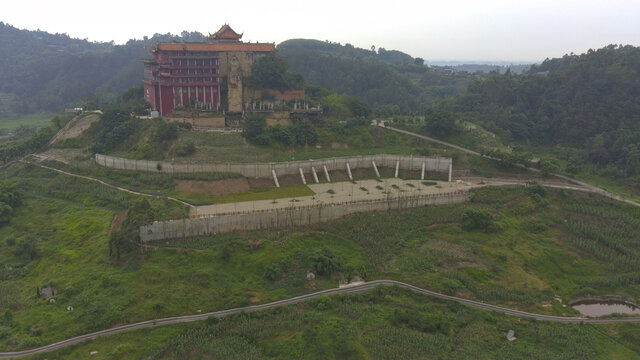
[143,24,301,117]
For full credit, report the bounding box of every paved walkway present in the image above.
[192,176,597,217]
[193,178,476,216]
[2,279,639,359]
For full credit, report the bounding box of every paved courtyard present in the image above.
[192,178,479,216]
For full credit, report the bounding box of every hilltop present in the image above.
[0,25,639,359]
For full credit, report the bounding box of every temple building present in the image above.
[142,25,277,116]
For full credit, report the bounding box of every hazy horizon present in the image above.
[3,0,640,63]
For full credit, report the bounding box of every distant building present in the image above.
[143,25,282,116]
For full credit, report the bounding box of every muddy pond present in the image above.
[572,300,640,317]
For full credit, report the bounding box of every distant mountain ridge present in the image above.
[278,39,475,114]
[0,23,207,117]
[0,24,524,118]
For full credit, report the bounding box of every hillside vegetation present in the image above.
[35,287,640,359]
[455,45,639,173]
[279,39,472,114]
[0,24,472,120]
[2,158,640,352]
[0,22,207,117]
[394,45,640,197]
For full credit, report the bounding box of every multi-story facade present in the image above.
[143,25,275,116]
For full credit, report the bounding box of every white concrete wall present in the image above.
[95,154,452,178]
[140,191,469,241]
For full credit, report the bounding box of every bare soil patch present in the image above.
[176,178,250,196]
[248,177,276,188]
[40,148,86,164]
[109,212,126,235]
[277,174,303,187]
[49,114,99,145]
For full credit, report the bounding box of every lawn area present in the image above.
[27,287,640,359]
[2,162,640,352]
[0,113,54,131]
[107,126,435,163]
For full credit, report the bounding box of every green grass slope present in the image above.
[26,287,640,359]
[1,161,640,352]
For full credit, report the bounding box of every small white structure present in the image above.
[306,272,315,280]
[506,330,516,341]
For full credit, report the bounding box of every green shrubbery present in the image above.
[0,182,22,225]
[109,198,155,260]
[92,108,136,153]
[461,208,494,231]
[248,51,304,92]
[173,140,196,157]
[243,114,319,146]
[0,122,58,164]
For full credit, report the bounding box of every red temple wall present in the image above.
[160,86,175,116]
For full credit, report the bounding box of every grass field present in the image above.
[107,126,440,164]
[25,287,640,359]
[0,113,53,131]
[39,161,315,206]
[2,159,640,352]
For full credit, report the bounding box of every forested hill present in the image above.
[450,44,640,176]
[0,23,207,117]
[278,39,472,114]
[278,39,416,65]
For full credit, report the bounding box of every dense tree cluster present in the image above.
[320,92,372,118]
[92,109,136,153]
[109,198,154,259]
[0,182,21,225]
[0,121,57,164]
[461,208,494,231]
[278,39,470,114]
[248,52,304,92]
[242,114,318,146]
[0,22,206,116]
[434,45,640,178]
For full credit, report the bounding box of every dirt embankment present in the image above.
[49,114,99,145]
[176,166,451,196]
[109,211,126,235]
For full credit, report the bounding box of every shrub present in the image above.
[264,263,279,281]
[527,183,547,197]
[174,140,196,157]
[461,208,494,231]
[14,237,39,261]
[176,122,192,130]
[242,114,267,142]
[109,199,155,259]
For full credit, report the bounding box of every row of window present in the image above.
[176,77,219,83]
[172,68,218,75]
[173,59,218,66]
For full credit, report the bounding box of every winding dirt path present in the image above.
[20,159,195,209]
[383,125,640,208]
[1,280,639,359]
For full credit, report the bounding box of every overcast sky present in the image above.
[3,0,639,63]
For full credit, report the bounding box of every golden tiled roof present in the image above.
[156,43,275,52]
[210,24,242,40]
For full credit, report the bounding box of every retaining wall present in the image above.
[95,154,452,178]
[140,191,469,241]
